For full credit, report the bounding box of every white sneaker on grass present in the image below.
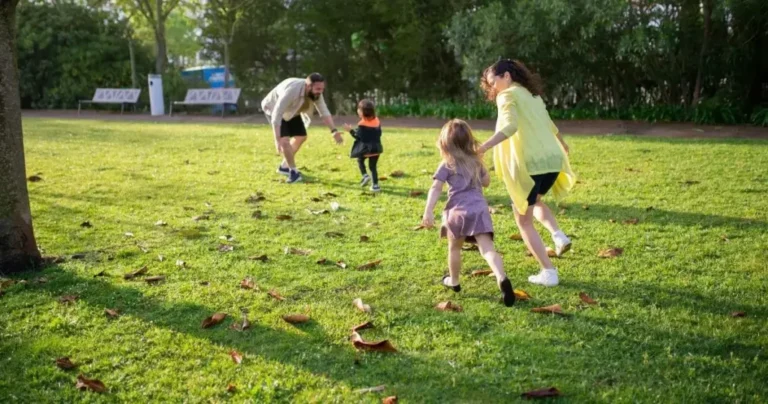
[528,269,559,287]
[552,231,572,257]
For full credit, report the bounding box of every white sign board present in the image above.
[92,89,141,103]
[183,88,241,105]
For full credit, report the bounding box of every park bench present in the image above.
[170,88,242,117]
[78,88,141,115]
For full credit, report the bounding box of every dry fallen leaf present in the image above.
[353,298,372,313]
[436,301,463,312]
[390,170,405,178]
[240,278,257,290]
[359,235,370,242]
[230,314,251,331]
[582,205,590,210]
[730,311,746,318]
[316,258,328,265]
[531,304,565,316]
[157,255,165,262]
[155,220,167,227]
[75,374,106,393]
[308,209,330,215]
[27,174,43,182]
[579,292,598,305]
[282,314,310,324]
[35,277,48,284]
[322,192,338,198]
[275,214,292,221]
[268,290,285,301]
[249,254,268,262]
[310,197,322,202]
[471,269,493,277]
[356,385,386,394]
[80,221,92,228]
[104,309,120,318]
[246,194,266,203]
[199,281,210,286]
[284,247,311,256]
[682,180,700,185]
[227,384,237,393]
[93,270,107,278]
[598,248,624,258]
[56,357,76,370]
[230,350,243,365]
[124,232,134,238]
[336,261,348,269]
[201,312,228,329]
[252,210,263,219]
[325,231,344,238]
[192,215,209,221]
[351,332,397,353]
[509,234,523,241]
[145,275,165,284]
[646,206,654,211]
[608,219,617,223]
[409,190,424,197]
[546,247,557,257]
[521,387,561,399]
[378,176,388,181]
[352,321,374,332]
[514,289,531,301]
[558,208,567,215]
[176,260,186,268]
[383,397,398,404]
[123,266,148,280]
[59,295,78,305]
[357,259,383,270]
[623,218,640,225]
[218,244,234,253]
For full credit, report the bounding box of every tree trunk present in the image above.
[154,0,167,74]
[692,0,713,105]
[129,37,138,88]
[223,41,230,88]
[0,0,41,273]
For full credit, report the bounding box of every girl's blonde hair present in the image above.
[437,119,485,187]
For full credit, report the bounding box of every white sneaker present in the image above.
[528,269,559,287]
[552,231,572,257]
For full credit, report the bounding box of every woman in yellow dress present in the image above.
[477,59,576,287]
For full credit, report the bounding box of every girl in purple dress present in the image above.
[422,119,515,307]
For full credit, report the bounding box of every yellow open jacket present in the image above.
[492,84,576,214]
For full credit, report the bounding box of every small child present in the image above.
[344,99,383,192]
[422,119,515,307]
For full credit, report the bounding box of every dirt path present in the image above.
[23,109,768,140]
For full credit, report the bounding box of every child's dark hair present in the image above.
[358,99,376,119]
[481,59,543,101]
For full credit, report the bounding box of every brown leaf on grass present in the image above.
[720,234,729,242]
[546,247,557,257]
[284,247,311,256]
[56,357,76,370]
[509,234,523,241]
[582,205,590,210]
[625,167,639,173]
[646,206,654,211]
[353,298,372,313]
[227,384,237,393]
[598,248,624,258]
[310,197,322,202]
[75,374,106,393]
[245,193,266,203]
[34,277,48,284]
[28,174,43,182]
[104,309,120,318]
[192,215,209,221]
[325,231,344,238]
[471,269,493,277]
[357,259,383,270]
[154,220,167,227]
[230,350,243,365]
[240,278,257,290]
[201,312,227,329]
[336,261,348,269]
[275,215,292,221]
[93,270,107,278]
[436,301,463,312]
[409,190,424,197]
[390,170,405,178]
[218,244,234,252]
[308,209,330,215]
[356,385,386,394]
[145,275,165,284]
[352,321,374,332]
[282,314,310,324]
[268,290,285,301]
[558,208,567,215]
[682,180,700,185]
[378,176,388,181]
[521,387,561,399]
[199,281,210,286]
[44,255,66,265]
[531,304,565,316]
[730,311,746,318]
[123,266,148,280]
[316,258,328,265]
[322,192,337,198]
[514,289,531,301]
[251,210,263,219]
[176,260,186,268]
[579,292,598,305]
[488,206,499,214]
[80,221,92,228]
[59,295,78,305]
[230,314,251,331]
[623,218,640,225]
[351,332,397,353]
[383,397,398,404]
[183,206,195,211]
[124,232,135,238]
[609,219,617,223]
[249,254,268,262]
[359,235,370,242]
[367,222,379,227]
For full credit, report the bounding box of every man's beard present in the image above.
[307,92,319,101]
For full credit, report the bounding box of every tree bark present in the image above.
[154,0,167,73]
[129,37,138,88]
[692,0,713,105]
[223,41,230,88]
[0,0,41,273]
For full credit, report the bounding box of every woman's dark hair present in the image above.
[358,99,376,119]
[480,59,543,101]
[306,73,325,84]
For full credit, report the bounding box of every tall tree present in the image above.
[203,0,255,87]
[0,0,41,272]
[125,0,183,73]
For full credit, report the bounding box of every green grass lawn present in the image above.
[1,117,767,402]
